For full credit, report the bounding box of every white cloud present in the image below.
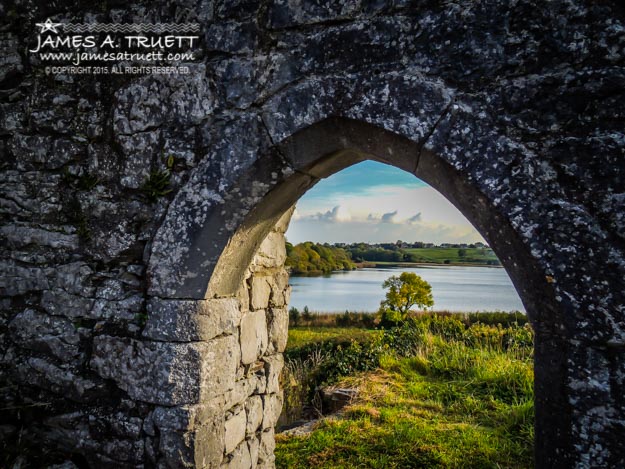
[315,205,351,222]
[296,185,476,227]
[287,184,486,244]
[380,211,399,223]
[286,217,483,244]
[407,212,422,224]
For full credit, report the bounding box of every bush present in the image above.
[426,314,465,341]
[289,307,300,326]
[302,306,313,322]
[464,311,528,327]
[336,311,376,328]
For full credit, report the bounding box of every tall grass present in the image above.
[276,313,535,468]
[288,308,528,328]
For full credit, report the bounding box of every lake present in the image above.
[288,265,525,313]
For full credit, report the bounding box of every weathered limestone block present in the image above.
[143,298,241,342]
[90,294,143,321]
[54,262,95,296]
[153,404,226,468]
[114,67,214,136]
[266,307,288,354]
[205,20,259,55]
[0,261,51,296]
[224,375,264,409]
[41,289,95,318]
[158,430,201,468]
[222,439,252,469]
[91,335,239,405]
[90,336,203,405]
[248,436,260,468]
[257,428,276,469]
[224,407,247,454]
[18,357,106,402]
[9,309,82,363]
[251,231,287,270]
[0,261,94,298]
[89,218,139,261]
[117,130,161,189]
[10,134,80,171]
[262,393,283,430]
[266,0,378,29]
[245,395,263,435]
[250,276,271,311]
[201,335,241,400]
[153,404,220,432]
[86,143,120,182]
[268,270,290,308]
[236,277,251,313]
[1,224,79,250]
[38,409,146,465]
[95,278,134,301]
[264,355,284,394]
[274,207,295,234]
[240,310,269,365]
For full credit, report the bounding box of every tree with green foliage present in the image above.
[285,242,356,274]
[379,272,434,326]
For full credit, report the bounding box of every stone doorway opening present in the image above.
[146,117,569,467]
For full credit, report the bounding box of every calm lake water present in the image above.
[289,266,525,313]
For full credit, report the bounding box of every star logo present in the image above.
[35,18,63,34]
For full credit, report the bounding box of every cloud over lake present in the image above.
[286,161,484,244]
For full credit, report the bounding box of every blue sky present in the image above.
[286,160,485,244]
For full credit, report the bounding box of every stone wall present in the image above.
[1,201,290,467]
[1,0,625,467]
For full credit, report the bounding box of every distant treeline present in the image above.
[346,242,500,265]
[286,241,501,274]
[285,242,356,275]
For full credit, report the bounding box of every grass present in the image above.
[288,327,375,349]
[402,247,500,265]
[276,313,534,468]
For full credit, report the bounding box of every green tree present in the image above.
[458,248,467,258]
[379,272,434,326]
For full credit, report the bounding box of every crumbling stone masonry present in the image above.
[1,1,625,467]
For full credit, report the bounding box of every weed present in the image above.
[141,170,172,202]
[135,313,148,327]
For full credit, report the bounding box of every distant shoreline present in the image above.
[363,261,504,269]
[290,261,503,277]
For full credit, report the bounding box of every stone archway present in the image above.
[144,104,619,467]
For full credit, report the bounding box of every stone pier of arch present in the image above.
[1,1,625,468]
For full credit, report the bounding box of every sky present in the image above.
[285,160,486,244]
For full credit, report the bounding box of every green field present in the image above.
[277,315,534,468]
[402,247,500,265]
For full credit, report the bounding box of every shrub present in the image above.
[288,307,300,326]
[302,306,313,322]
[426,314,465,341]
